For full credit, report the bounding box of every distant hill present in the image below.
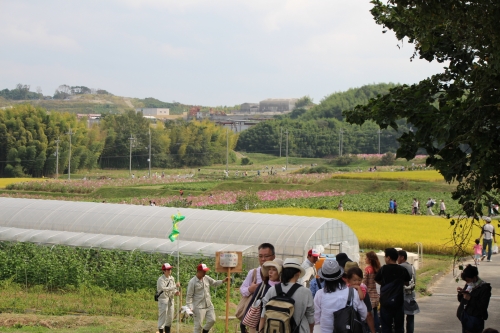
[0,86,191,115]
[293,83,399,121]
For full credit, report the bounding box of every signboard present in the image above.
[215,251,243,273]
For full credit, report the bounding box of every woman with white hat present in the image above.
[243,259,283,333]
[314,260,367,333]
[259,258,315,333]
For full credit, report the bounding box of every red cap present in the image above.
[308,249,320,257]
[197,263,210,272]
[162,263,173,270]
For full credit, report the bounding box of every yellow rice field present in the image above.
[331,170,445,182]
[252,208,477,255]
[0,178,42,189]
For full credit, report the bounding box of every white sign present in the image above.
[219,252,238,268]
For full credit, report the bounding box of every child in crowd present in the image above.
[473,239,483,265]
[345,266,367,300]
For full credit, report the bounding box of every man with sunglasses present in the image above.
[157,263,180,333]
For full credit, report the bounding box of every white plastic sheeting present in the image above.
[0,198,359,260]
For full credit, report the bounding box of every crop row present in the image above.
[0,242,247,295]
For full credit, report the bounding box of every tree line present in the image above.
[236,83,409,157]
[0,105,237,177]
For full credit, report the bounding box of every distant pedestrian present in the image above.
[131,173,135,179]
[338,200,344,211]
[416,199,421,215]
[426,198,435,215]
[439,200,446,216]
[473,239,483,266]
[394,199,398,214]
[411,198,418,215]
[180,189,184,197]
[388,198,394,213]
[479,217,496,262]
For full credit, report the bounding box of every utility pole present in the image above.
[339,128,344,157]
[279,127,282,158]
[55,137,60,179]
[67,128,74,180]
[148,128,151,178]
[285,129,289,171]
[129,134,134,176]
[378,129,381,154]
[226,128,229,172]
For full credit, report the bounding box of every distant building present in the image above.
[259,98,298,113]
[77,113,101,128]
[240,103,259,113]
[135,108,170,118]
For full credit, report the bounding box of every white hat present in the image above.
[484,217,492,222]
[282,258,306,279]
[262,258,284,277]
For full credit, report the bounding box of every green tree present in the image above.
[344,0,500,255]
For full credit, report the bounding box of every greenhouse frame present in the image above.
[0,198,360,262]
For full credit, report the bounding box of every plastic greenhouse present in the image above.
[0,198,360,262]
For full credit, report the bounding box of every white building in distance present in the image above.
[135,108,170,118]
[259,98,298,113]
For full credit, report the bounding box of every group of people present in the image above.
[410,198,446,216]
[155,242,494,333]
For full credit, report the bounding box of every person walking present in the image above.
[338,200,344,211]
[426,198,435,215]
[457,265,492,333]
[439,200,446,216]
[238,243,275,333]
[186,263,229,333]
[397,251,419,333]
[388,199,394,213]
[393,199,398,214]
[375,248,411,333]
[411,198,417,215]
[157,263,180,333]
[364,251,381,332]
[479,217,497,262]
[260,258,315,333]
[313,260,367,333]
[299,248,320,288]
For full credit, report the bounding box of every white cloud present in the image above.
[0,25,80,52]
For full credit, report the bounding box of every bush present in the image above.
[380,152,396,166]
[241,157,253,165]
[336,155,358,166]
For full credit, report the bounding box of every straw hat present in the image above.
[282,258,306,279]
[344,261,359,272]
[262,258,284,277]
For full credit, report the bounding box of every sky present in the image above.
[0,1,446,106]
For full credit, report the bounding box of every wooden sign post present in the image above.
[216,251,243,333]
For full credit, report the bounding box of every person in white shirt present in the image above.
[299,249,320,287]
[439,200,446,216]
[480,217,497,262]
[186,263,229,333]
[426,198,435,215]
[314,260,367,333]
[238,243,275,333]
[157,263,180,333]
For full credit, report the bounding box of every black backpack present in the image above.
[264,283,302,333]
[333,287,364,333]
